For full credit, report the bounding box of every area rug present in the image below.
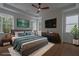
[8,42,55,56]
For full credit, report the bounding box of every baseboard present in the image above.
[63,42,73,45]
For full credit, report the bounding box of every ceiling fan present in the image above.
[32,3,49,13]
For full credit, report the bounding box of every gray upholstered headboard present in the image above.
[11,29,32,35]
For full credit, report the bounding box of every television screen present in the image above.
[45,18,56,28]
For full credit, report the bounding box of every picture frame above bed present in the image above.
[17,18,30,28]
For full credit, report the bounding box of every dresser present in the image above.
[42,32,61,43]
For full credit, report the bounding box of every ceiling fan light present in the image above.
[38,8,41,11]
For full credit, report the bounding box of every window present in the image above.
[32,20,37,30]
[66,15,78,32]
[0,13,14,33]
[31,19,42,31]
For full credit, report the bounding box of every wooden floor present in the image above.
[0,45,11,56]
[43,43,79,56]
[0,43,79,56]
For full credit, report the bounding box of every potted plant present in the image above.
[71,25,79,45]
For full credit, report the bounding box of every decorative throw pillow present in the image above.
[25,31,32,35]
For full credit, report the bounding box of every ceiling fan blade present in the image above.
[41,7,49,9]
[32,4,38,9]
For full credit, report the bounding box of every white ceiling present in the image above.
[49,3,74,8]
[2,3,77,17]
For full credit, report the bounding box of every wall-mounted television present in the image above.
[45,18,57,28]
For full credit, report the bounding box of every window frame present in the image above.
[0,13,14,33]
[65,15,79,33]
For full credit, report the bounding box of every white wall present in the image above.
[0,5,35,31]
[1,3,79,44]
[62,8,79,43]
[41,5,79,44]
[41,9,63,39]
[0,3,63,41]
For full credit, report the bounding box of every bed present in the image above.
[11,30,48,56]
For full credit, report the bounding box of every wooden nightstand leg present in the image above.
[10,41,12,45]
[1,40,3,46]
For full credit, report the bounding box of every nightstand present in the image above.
[1,33,12,46]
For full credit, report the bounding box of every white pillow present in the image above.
[15,31,24,37]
